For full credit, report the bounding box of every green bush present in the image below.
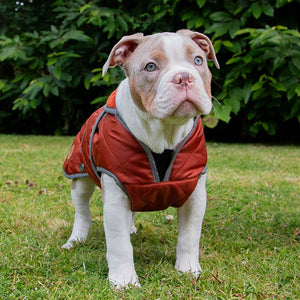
[0,0,299,139]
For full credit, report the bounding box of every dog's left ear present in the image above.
[177,29,220,69]
[102,33,144,76]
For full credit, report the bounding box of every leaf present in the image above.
[47,57,58,66]
[271,82,286,92]
[291,96,300,116]
[0,80,12,93]
[213,104,231,123]
[50,86,59,96]
[43,83,51,97]
[288,60,300,76]
[295,85,300,96]
[203,115,219,128]
[242,82,252,104]
[251,3,262,19]
[226,56,242,65]
[276,0,288,8]
[251,81,264,92]
[90,72,102,83]
[195,17,204,28]
[117,15,128,31]
[228,87,242,114]
[153,9,167,21]
[181,12,193,21]
[262,4,274,17]
[52,66,62,80]
[105,17,116,39]
[223,41,234,48]
[262,122,276,135]
[196,0,206,8]
[222,40,241,53]
[236,28,256,36]
[205,22,231,38]
[50,25,58,33]
[0,46,17,61]
[90,95,108,105]
[80,4,91,13]
[210,12,232,22]
[61,30,91,44]
[84,77,90,90]
[49,39,61,49]
[229,20,240,38]
[249,122,262,136]
[61,73,72,82]
[13,98,27,111]
[23,80,44,100]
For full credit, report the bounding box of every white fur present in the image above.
[116,79,194,153]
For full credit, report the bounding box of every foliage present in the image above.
[222,25,300,136]
[0,0,299,138]
[1,135,299,297]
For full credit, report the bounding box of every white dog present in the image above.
[62,29,219,288]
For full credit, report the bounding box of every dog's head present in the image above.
[103,30,219,120]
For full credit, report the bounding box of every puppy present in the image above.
[62,29,219,288]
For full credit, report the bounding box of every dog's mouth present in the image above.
[172,100,198,118]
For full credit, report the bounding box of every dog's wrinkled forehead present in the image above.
[126,33,202,71]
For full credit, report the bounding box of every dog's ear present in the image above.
[102,33,144,76]
[177,29,220,69]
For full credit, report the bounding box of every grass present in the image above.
[0,134,299,299]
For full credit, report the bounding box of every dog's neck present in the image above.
[116,79,194,154]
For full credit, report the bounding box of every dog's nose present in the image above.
[172,72,194,86]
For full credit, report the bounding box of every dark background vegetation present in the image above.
[0,0,299,142]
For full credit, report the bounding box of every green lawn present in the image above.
[0,134,299,299]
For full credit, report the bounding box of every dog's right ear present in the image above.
[177,29,220,69]
[102,33,144,76]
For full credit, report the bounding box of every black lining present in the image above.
[152,150,174,181]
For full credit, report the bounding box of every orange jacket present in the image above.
[63,90,207,211]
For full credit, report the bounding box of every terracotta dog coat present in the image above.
[63,90,207,211]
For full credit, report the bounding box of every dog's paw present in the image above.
[61,236,86,249]
[175,258,202,277]
[62,239,78,249]
[130,224,137,234]
[109,270,140,289]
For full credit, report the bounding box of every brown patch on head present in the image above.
[185,45,195,59]
[150,48,167,63]
[129,76,158,113]
[203,71,212,98]
[125,35,169,113]
[129,77,147,112]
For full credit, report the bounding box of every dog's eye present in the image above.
[194,56,203,66]
[144,62,157,72]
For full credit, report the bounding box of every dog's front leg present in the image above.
[101,174,139,288]
[175,174,207,276]
[62,177,95,249]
